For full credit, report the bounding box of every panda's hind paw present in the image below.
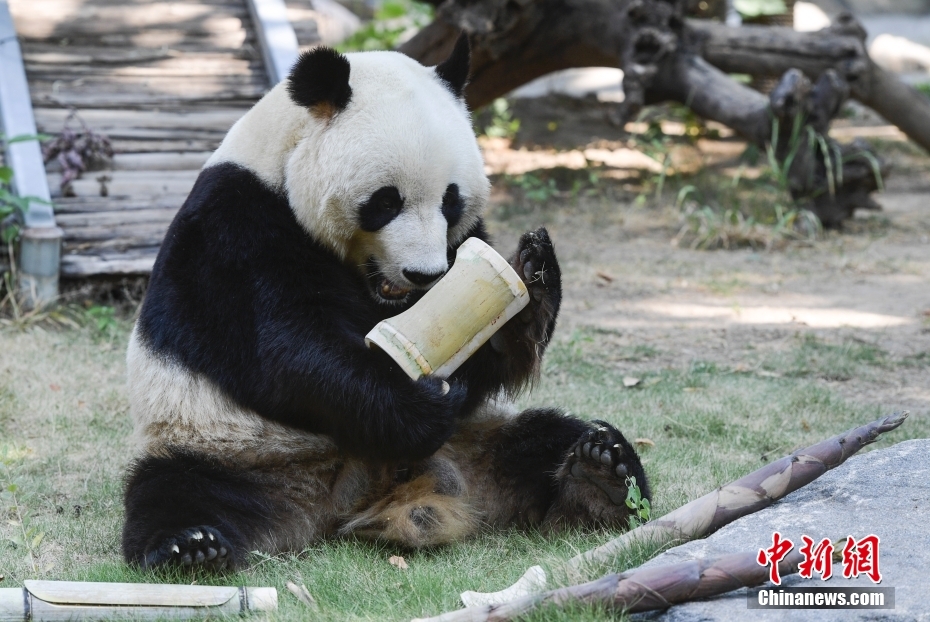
[142,526,235,571]
[567,420,649,506]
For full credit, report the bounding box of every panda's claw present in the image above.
[140,525,235,572]
[565,421,649,507]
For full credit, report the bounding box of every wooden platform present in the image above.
[9,0,317,277]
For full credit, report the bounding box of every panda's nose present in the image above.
[403,269,446,287]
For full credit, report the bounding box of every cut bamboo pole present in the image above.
[0,581,277,621]
[458,411,908,609]
[366,237,529,380]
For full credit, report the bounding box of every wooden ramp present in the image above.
[8,0,284,276]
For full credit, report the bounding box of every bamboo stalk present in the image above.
[366,237,529,379]
[458,411,908,610]
[415,549,806,622]
[0,581,276,621]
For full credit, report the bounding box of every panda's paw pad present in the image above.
[514,228,559,300]
[143,526,233,571]
[567,421,637,506]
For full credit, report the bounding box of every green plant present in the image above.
[915,83,930,99]
[625,476,651,529]
[337,0,433,52]
[84,304,118,337]
[483,98,521,140]
[42,110,113,196]
[515,173,558,202]
[0,135,40,247]
[733,0,787,17]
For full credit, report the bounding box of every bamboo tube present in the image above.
[458,411,908,609]
[366,237,529,379]
[0,581,277,621]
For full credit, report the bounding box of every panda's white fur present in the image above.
[206,51,489,288]
[121,40,649,571]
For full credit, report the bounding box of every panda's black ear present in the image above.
[435,33,470,99]
[287,47,352,116]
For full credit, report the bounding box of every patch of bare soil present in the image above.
[482,96,930,419]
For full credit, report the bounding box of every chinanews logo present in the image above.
[749,532,895,610]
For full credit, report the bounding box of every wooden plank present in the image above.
[7,0,268,278]
[21,30,255,50]
[25,58,263,78]
[12,11,250,38]
[47,170,200,198]
[33,107,246,131]
[101,138,226,153]
[62,252,157,276]
[55,208,179,227]
[48,151,212,171]
[53,195,190,213]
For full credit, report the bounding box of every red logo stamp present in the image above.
[757,533,883,585]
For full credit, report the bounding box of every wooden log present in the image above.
[689,18,930,153]
[400,0,910,226]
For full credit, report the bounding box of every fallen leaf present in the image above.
[622,376,641,388]
[285,581,318,609]
[757,370,782,378]
[800,419,811,432]
[643,377,662,387]
[596,271,615,283]
[683,387,703,392]
[49,384,61,392]
[389,555,408,570]
[634,438,655,448]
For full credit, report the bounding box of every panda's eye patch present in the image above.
[359,186,404,231]
[441,184,463,228]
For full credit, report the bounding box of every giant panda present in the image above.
[122,35,650,570]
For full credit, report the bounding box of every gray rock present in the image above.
[634,439,930,622]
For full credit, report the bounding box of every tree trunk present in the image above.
[400,0,929,226]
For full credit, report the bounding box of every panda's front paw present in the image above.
[141,526,235,571]
[566,420,650,506]
[511,227,561,344]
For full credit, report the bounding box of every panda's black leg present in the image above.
[474,408,649,530]
[122,450,273,571]
[543,420,651,530]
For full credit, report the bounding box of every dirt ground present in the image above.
[480,96,930,420]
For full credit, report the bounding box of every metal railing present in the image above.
[0,0,61,306]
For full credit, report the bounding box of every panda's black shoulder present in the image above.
[139,162,373,364]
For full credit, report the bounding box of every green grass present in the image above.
[0,321,926,621]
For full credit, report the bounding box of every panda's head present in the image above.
[272,36,489,305]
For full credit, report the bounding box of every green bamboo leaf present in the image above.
[0,166,12,183]
[32,531,45,548]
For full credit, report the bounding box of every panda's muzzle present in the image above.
[378,278,412,300]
